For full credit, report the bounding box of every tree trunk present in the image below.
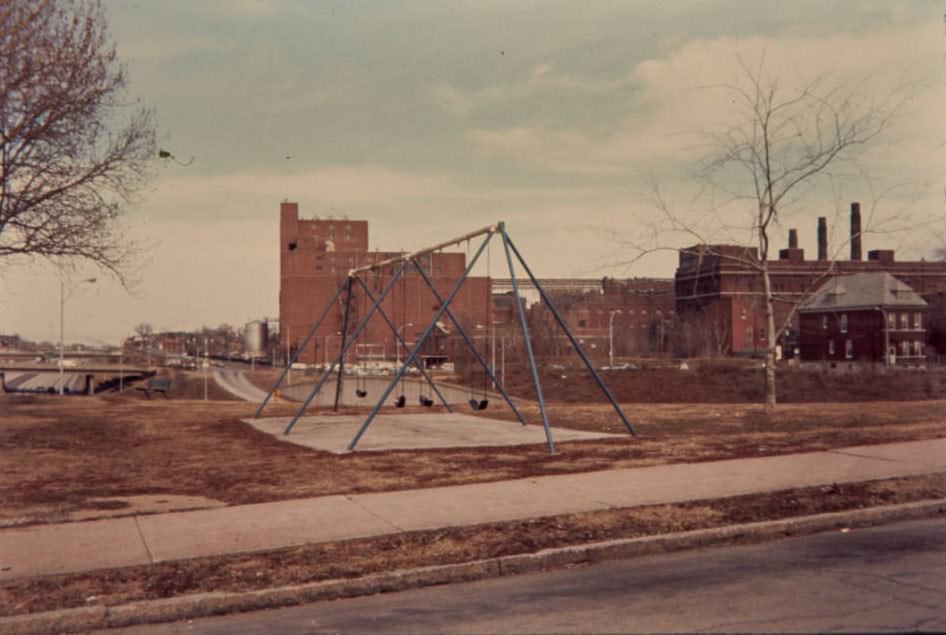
[761,259,777,409]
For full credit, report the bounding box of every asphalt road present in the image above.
[212,368,268,402]
[111,517,946,634]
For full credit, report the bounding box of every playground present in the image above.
[5,222,946,620]
[4,392,946,530]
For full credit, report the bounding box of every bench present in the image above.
[136,376,172,399]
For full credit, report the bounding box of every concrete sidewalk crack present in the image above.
[133,516,155,565]
[527,478,616,510]
[826,449,903,463]
[345,495,405,532]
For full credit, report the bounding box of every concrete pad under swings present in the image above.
[245,412,621,453]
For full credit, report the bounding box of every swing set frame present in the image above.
[256,221,636,454]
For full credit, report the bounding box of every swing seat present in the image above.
[477,399,489,411]
[468,398,480,411]
[419,395,434,407]
[355,389,368,398]
[394,395,406,408]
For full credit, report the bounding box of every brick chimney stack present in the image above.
[850,202,862,261]
[817,217,828,261]
[778,227,805,261]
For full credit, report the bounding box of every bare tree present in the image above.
[0,0,156,281]
[618,56,907,409]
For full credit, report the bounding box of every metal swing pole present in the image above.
[333,277,355,412]
[348,232,494,451]
[500,224,555,453]
[504,232,637,436]
[353,276,453,412]
[283,262,408,434]
[255,279,348,418]
[412,260,528,426]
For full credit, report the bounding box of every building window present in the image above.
[915,313,923,330]
[822,315,828,330]
[900,312,908,330]
[840,314,848,333]
[888,312,896,330]
[900,340,910,357]
[578,319,587,327]
[288,242,297,251]
[845,339,853,359]
[828,340,835,356]
[746,325,754,343]
[914,340,924,356]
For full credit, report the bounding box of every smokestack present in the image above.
[788,228,798,249]
[817,217,828,261]
[850,202,862,261]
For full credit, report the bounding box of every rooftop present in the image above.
[799,272,927,313]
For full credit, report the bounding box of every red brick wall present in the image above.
[279,203,490,365]
[798,308,926,363]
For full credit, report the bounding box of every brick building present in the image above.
[519,277,676,360]
[675,202,946,355]
[279,202,491,366]
[797,272,927,364]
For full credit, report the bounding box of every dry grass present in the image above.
[3,473,945,618]
[2,393,946,527]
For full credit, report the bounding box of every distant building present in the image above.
[279,202,491,366]
[675,202,946,355]
[516,277,675,359]
[798,272,927,364]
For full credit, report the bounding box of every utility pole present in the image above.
[609,310,622,368]
[59,277,96,395]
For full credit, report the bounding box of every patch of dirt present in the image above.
[67,495,227,523]
[2,473,944,617]
[2,394,946,526]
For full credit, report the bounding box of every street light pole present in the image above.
[609,309,622,368]
[396,323,414,370]
[59,277,96,395]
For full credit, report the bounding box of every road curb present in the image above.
[3,497,945,634]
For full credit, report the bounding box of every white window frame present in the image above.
[845,339,853,359]
[840,313,848,333]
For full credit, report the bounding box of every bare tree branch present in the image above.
[621,56,910,409]
[0,0,156,286]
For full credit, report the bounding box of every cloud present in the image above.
[464,21,944,181]
[430,63,638,118]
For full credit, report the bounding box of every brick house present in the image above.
[797,272,927,365]
[675,202,946,356]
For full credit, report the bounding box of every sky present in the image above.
[2,0,944,346]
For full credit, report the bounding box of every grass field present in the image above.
[3,392,946,527]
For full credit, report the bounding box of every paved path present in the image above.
[212,368,268,402]
[2,438,945,581]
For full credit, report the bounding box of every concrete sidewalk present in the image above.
[2,438,945,581]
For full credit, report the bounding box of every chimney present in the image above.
[779,228,804,261]
[850,202,862,261]
[817,217,828,261]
